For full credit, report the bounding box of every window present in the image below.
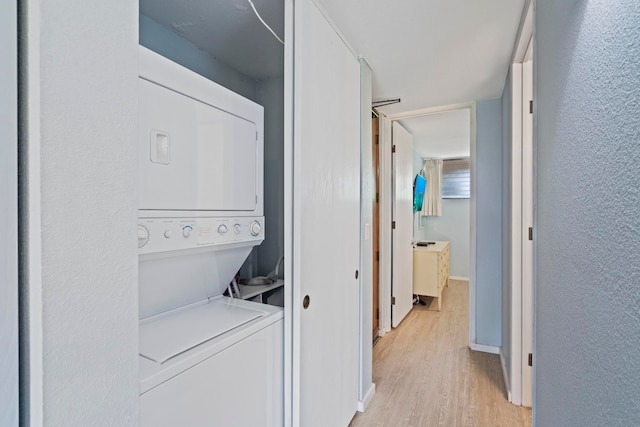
[441,158,470,199]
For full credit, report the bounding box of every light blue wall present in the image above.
[139,15,257,101]
[536,1,640,425]
[500,67,513,391]
[475,99,502,347]
[412,151,470,279]
[256,77,285,277]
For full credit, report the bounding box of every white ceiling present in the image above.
[401,109,471,159]
[140,0,523,146]
[318,0,525,115]
[140,0,285,80]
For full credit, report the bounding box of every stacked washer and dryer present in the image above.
[137,46,284,426]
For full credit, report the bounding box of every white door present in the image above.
[391,122,414,327]
[292,0,361,426]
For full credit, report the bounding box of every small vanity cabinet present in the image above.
[413,241,450,310]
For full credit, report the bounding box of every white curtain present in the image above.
[422,158,443,216]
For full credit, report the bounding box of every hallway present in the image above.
[350,280,532,426]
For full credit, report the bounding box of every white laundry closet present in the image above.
[137,1,367,426]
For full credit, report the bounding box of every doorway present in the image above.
[376,103,476,337]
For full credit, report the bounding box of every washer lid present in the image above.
[139,300,264,364]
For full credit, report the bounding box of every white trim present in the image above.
[509,62,524,407]
[506,0,534,407]
[24,0,45,423]
[468,103,478,350]
[378,115,393,334]
[449,276,469,282]
[387,101,475,121]
[357,383,376,413]
[512,0,534,64]
[283,1,294,425]
[469,342,500,355]
[500,351,512,402]
[521,53,534,409]
[309,0,358,59]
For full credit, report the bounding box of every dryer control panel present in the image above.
[138,216,264,255]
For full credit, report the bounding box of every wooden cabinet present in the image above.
[413,241,450,310]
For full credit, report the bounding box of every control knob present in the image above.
[250,221,262,236]
[234,224,241,234]
[217,224,229,235]
[182,225,193,238]
[138,225,150,248]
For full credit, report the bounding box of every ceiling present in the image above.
[139,0,285,80]
[319,0,525,115]
[140,0,524,137]
[401,109,471,159]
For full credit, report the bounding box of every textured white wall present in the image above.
[22,0,139,424]
[475,99,502,347]
[536,1,640,425]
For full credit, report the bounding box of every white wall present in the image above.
[21,1,139,424]
[474,99,502,347]
[536,1,640,425]
[1,0,19,424]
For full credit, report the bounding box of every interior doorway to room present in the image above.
[375,104,474,337]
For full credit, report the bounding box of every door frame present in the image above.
[503,0,534,407]
[378,102,476,335]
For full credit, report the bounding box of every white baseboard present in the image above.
[449,276,469,282]
[499,351,512,402]
[469,342,500,354]
[357,383,376,413]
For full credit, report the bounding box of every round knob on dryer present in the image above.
[234,224,241,234]
[138,225,150,248]
[182,225,193,238]
[164,230,172,239]
[250,221,262,236]
[217,224,229,235]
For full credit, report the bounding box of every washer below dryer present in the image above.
[139,296,283,427]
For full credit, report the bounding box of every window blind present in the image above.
[441,158,470,199]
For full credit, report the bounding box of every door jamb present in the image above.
[504,0,534,407]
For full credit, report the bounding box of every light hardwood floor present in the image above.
[350,280,532,427]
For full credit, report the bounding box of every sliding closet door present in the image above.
[292,0,361,425]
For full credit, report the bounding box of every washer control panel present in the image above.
[138,216,264,254]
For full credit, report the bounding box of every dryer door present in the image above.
[139,78,257,212]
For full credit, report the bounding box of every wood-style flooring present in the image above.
[349,280,532,427]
